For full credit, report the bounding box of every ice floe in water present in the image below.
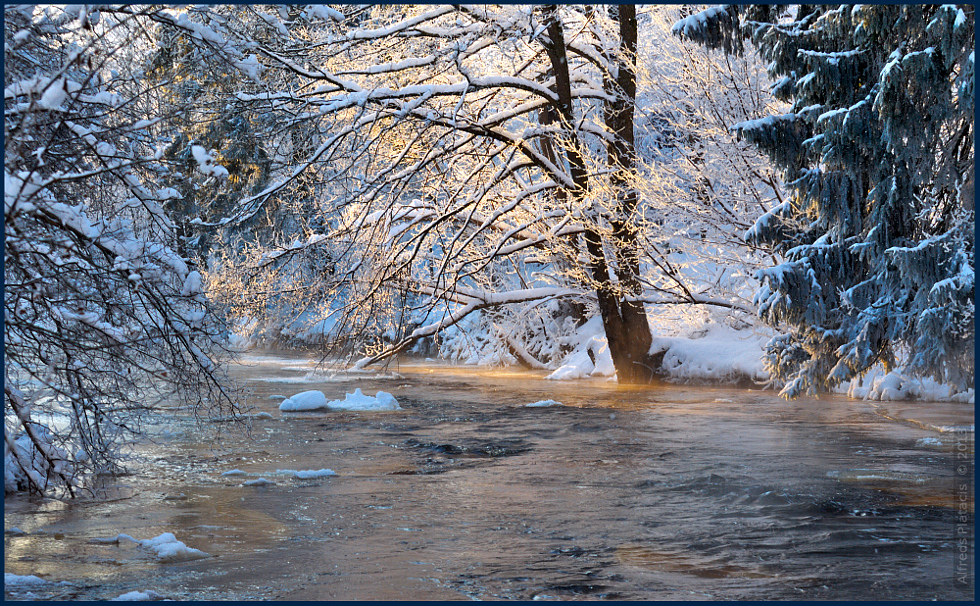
[4,573,57,587]
[88,533,209,562]
[112,590,164,601]
[278,390,327,411]
[279,388,400,412]
[276,468,337,479]
[524,399,563,407]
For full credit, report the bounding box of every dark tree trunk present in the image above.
[542,5,657,383]
[602,4,656,382]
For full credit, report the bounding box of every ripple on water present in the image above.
[4,355,974,601]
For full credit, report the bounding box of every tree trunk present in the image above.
[542,5,657,383]
[602,4,656,382]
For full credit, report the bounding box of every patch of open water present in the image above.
[4,352,974,600]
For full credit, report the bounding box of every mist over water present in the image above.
[4,352,974,600]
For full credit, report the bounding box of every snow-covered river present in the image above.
[4,351,974,600]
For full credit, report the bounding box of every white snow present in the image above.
[671,6,728,38]
[915,437,943,448]
[842,365,976,403]
[112,590,164,601]
[180,271,203,297]
[279,388,401,411]
[547,317,615,380]
[221,469,247,476]
[524,399,563,407]
[190,145,229,179]
[4,573,54,587]
[278,390,328,411]
[87,532,208,562]
[38,79,67,109]
[548,318,768,384]
[329,389,401,411]
[136,533,210,562]
[652,324,769,384]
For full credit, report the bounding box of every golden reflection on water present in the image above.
[615,544,770,579]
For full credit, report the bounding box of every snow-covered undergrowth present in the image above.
[279,388,401,412]
[4,425,72,495]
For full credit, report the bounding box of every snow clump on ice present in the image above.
[279,388,401,412]
[88,532,209,562]
[277,390,327,411]
[524,400,563,407]
[111,590,164,601]
[135,532,210,562]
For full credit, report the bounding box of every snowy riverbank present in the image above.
[228,311,973,404]
[539,317,973,404]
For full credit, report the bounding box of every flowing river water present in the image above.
[4,351,975,600]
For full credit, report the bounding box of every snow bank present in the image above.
[279,388,401,412]
[841,366,975,403]
[328,389,400,411]
[651,324,769,384]
[548,319,769,385]
[525,399,563,407]
[547,317,615,380]
[221,469,246,477]
[112,590,164,601]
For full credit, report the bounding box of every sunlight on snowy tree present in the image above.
[203,5,784,382]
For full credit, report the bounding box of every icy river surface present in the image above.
[4,352,975,600]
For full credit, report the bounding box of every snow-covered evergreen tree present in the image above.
[675,5,974,396]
